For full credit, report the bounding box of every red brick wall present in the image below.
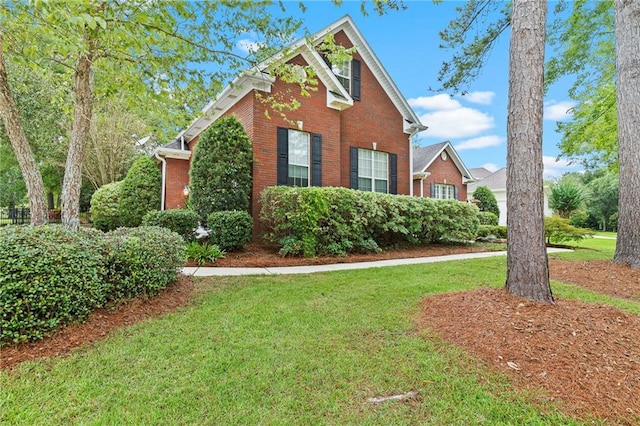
[164,157,190,209]
[421,155,468,201]
[335,31,411,194]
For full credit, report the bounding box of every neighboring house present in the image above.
[467,167,552,226]
[412,141,473,201]
[154,15,426,227]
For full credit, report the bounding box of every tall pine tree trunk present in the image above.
[61,43,94,231]
[613,0,640,268]
[0,34,48,225]
[505,0,553,302]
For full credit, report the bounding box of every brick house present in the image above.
[154,15,427,224]
[412,141,473,201]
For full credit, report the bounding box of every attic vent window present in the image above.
[331,59,351,93]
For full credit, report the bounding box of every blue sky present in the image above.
[239,0,580,179]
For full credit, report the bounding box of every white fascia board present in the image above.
[155,147,192,160]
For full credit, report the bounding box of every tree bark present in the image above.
[61,41,94,231]
[505,0,553,302]
[613,0,640,268]
[0,34,48,225]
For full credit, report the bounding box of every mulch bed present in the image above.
[419,288,640,424]
[3,244,640,424]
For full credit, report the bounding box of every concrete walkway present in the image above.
[182,247,573,277]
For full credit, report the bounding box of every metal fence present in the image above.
[0,208,63,226]
[0,208,31,225]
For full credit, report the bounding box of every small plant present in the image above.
[545,215,594,245]
[478,211,499,226]
[186,242,226,265]
[207,210,253,251]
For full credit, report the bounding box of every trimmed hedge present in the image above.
[90,181,122,231]
[478,211,499,226]
[260,186,479,257]
[0,225,106,344]
[476,225,507,239]
[102,226,185,300]
[206,210,253,251]
[118,156,162,227]
[142,209,199,242]
[0,225,186,345]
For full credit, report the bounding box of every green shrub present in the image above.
[476,225,507,239]
[0,225,106,345]
[472,186,500,218]
[90,181,122,231]
[478,211,499,226]
[186,242,226,265]
[544,215,595,245]
[103,226,185,301]
[143,209,199,242]
[260,186,479,257]
[118,156,161,227]
[206,210,253,252]
[190,115,252,223]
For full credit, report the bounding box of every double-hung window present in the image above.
[277,127,322,188]
[433,183,456,199]
[331,60,351,93]
[358,148,388,193]
[287,129,310,187]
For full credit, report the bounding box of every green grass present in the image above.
[2,255,635,425]
[549,232,616,261]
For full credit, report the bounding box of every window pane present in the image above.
[374,179,387,193]
[358,177,372,192]
[358,149,372,178]
[288,165,309,187]
[288,130,309,167]
[373,151,388,179]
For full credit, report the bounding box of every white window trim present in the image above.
[332,59,351,93]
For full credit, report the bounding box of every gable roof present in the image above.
[469,167,493,181]
[167,15,425,147]
[412,141,473,181]
[468,167,507,193]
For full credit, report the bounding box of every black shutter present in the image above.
[389,153,397,194]
[350,147,359,189]
[454,185,459,200]
[277,127,289,185]
[311,134,322,187]
[430,182,436,198]
[352,59,361,101]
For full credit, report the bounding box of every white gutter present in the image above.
[181,135,185,151]
[154,151,167,210]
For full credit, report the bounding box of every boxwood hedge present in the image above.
[260,186,479,257]
[0,225,186,345]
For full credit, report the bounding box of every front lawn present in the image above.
[2,248,636,424]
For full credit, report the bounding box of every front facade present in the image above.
[412,141,473,201]
[154,16,426,224]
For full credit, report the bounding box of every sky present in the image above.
[238,0,581,179]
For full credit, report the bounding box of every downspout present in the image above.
[155,151,166,211]
[409,133,414,196]
[181,135,185,151]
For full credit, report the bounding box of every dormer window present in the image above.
[331,59,351,93]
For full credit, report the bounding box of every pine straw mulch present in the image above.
[2,245,640,424]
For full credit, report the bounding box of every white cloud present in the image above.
[481,163,500,173]
[408,94,461,110]
[459,91,495,105]
[237,39,262,54]
[418,108,495,138]
[454,135,505,151]
[543,155,578,177]
[544,101,576,121]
